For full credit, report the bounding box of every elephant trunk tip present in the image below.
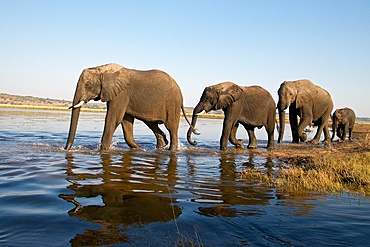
[187,127,199,146]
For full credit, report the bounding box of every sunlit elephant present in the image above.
[187,81,276,150]
[277,79,333,144]
[65,63,192,151]
[331,107,356,142]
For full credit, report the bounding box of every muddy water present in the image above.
[0,108,369,246]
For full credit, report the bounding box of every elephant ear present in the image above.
[100,68,129,102]
[336,109,344,121]
[216,83,243,109]
[295,87,317,108]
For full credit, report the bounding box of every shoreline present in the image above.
[0,103,225,119]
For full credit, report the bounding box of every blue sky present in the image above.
[1,1,369,116]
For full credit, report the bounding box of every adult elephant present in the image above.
[277,79,333,144]
[65,63,191,151]
[331,107,356,142]
[187,81,276,150]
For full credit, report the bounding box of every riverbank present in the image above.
[0,103,106,112]
[242,123,370,196]
[0,103,225,119]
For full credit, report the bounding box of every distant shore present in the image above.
[0,103,225,119]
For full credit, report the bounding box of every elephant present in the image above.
[331,107,356,142]
[277,79,333,144]
[187,81,276,150]
[65,63,192,151]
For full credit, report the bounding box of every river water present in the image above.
[0,108,369,246]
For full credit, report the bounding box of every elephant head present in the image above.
[187,81,243,145]
[277,81,295,143]
[331,108,344,140]
[65,63,129,150]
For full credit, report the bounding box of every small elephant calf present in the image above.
[331,107,356,142]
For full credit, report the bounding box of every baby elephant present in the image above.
[331,107,356,142]
[187,81,276,150]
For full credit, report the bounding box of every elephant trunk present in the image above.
[278,110,286,143]
[187,114,199,146]
[65,107,81,150]
[65,88,84,150]
[187,105,204,146]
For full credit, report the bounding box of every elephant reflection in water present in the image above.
[60,153,181,246]
[196,153,275,217]
[196,153,317,218]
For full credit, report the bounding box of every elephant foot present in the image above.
[308,139,319,145]
[234,140,244,149]
[323,140,331,148]
[168,144,179,152]
[131,146,145,151]
[266,142,274,150]
[247,139,257,149]
[100,144,110,151]
[299,133,307,142]
[234,144,245,149]
[220,146,228,151]
[247,144,257,149]
[156,142,168,149]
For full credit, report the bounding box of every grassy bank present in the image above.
[241,124,370,196]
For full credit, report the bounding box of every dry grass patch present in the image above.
[240,123,370,196]
[276,152,370,195]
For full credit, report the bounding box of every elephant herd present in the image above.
[65,63,356,152]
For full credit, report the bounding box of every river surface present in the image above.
[0,108,369,246]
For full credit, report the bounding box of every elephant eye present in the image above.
[85,82,93,90]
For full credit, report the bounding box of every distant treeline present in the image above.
[0,93,223,115]
[0,93,104,110]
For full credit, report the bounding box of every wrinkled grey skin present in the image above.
[331,107,356,142]
[187,81,276,150]
[277,79,333,144]
[65,63,191,151]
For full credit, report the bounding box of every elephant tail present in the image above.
[275,117,280,133]
[181,105,200,135]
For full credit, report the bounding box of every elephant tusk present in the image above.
[196,110,206,116]
[193,128,201,135]
[69,101,86,109]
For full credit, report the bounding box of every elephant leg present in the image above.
[247,129,257,149]
[297,117,311,143]
[144,121,168,149]
[311,122,326,144]
[331,125,336,142]
[101,107,125,151]
[229,123,244,148]
[220,119,235,150]
[266,126,275,149]
[348,127,353,141]
[341,124,348,141]
[220,108,239,150]
[164,114,180,151]
[289,108,300,143]
[322,124,331,145]
[336,126,342,140]
[121,115,142,149]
